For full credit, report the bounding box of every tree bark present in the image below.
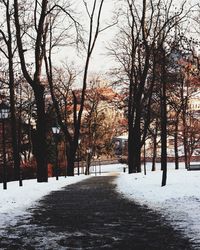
[152,125,158,171]
[133,119,142,173]
[174,117,179,170]
[160,48,167,187]
[66,141,76,176]
[128,130,136,173]
[33,85,47,182]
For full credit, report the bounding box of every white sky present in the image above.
[55,0,200,75]
[53,0,117,74]
[0,163,200,247]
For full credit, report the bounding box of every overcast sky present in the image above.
[52,0,117,75]
[53,0,200,76]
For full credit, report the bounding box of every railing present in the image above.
[74,158,122,175]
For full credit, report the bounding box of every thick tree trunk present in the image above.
[135,146,141,172]
[128,126,141,173]
[66,138,78,176]
[34,86,48,182]
[66,148,75,176]
[128,129,136,173]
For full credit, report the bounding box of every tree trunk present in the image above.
[161,118,167,186]
[5,0,22,185]
[161,48,167,187]
[134,119,142,173]
[9,79,21,183]
[174,118,179,170]
[14,0,49,182]
[66,140,76,176]
[152,131,157,171]
[181,71,188,169]
[128,125,141,173]
[85,151,92,175]
[134,145,142,172]
[34,86,48,182]
[128,129,136,173]
[183,114,188,169]
[66,154,75,176]
[8,68,21,184]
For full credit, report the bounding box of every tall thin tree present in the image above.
[45,0,107,176]
[0,0,22,185]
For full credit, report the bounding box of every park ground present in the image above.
[0,162,200,248]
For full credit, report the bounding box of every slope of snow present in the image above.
[116,162,200,245]
[0,175,90,228]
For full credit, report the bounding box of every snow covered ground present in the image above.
[116,162,200,246]
[0,164,125,229]
[0,175,90,228]
[0,162,200,247]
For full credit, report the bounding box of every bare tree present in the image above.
[0,0,22,185]
[45,0,108,176]
[109,0,193,188]
[13,0,79,181]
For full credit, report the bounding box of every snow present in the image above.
[0,162,200,246]
[0,164,125,229]
[116,162,200,245]
[0,175,90,228]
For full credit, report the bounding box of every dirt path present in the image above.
[0,175,194,249]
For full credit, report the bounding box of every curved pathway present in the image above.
[0,175,194,249]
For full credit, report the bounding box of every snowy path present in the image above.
[0,175,193,249]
